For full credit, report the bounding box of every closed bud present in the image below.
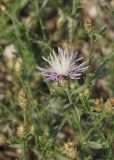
[15,59,22,74]
[18,89,28,109]
[105,98,114,114]
[0,135,6,145]
[94,99,103,112]
[79,93,83,97]
[30,125,36,135]
[84,17,95,33]
[83,89,90,97]
[62,142,77,159]
[17,124,27,138]
[57,9,65,29]
[79,88,90,98]
[0,4,6,11]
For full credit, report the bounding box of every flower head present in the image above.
[38,47,88,83]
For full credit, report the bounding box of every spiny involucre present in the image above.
[38,47,89,83]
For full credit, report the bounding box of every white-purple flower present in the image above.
[38,47,88,82]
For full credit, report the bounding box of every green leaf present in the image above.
[84,155,93,160]
[9,143,23,148]
[20,0,29,8]
[86,141,102,149]
[74,106,80,123]
[99,26,107,36]
[71,107,80,129]
[72,84,88,95]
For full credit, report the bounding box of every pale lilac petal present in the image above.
[38,47,88,82]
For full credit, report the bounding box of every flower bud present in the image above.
[30,124,36,135]
[79,88,90,98]
[0,4,6,11]
[62,142,77,159]
[84,17,95,33]
[57,9,65,29]
[18,89,28,109]
[17,124,27,138]
[0,135,7,144]
[94,99,103,112]
[15,59,22,74]
[83,89,90,97]
[105,98,114,114]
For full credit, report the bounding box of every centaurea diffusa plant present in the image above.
[38,46,89,157]
[38,47,88,85]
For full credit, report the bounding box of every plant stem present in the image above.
[106,127,114,159]
[65,89,72,105]
[72,0,79,17]
[40,139,50,160]
[34,0,46,40]
[90,36,94,55]
[23,138,28,160]
[24,110,27,127]
[65,88,84,143]
[89,35,94,65]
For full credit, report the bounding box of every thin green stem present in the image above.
[90,36,94,55]
[23,138,28,160]
[65,88,84,143]
[24,110,27,127]
[65,89,72,105]
[34,0,47,40]
[73,105,83,140]
[40,139,50,160]
[72,0,79,17]
[106,127,114,159]
[89,35,94,65]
